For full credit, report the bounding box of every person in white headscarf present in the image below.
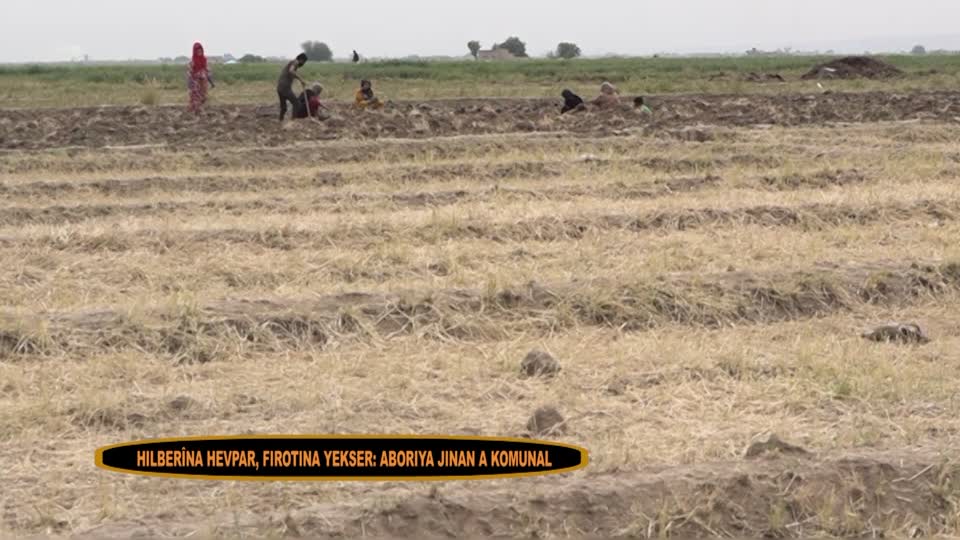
[592,81,621,109]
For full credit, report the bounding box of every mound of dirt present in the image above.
[744,434,810,459]
[520,349,561,378]
[526,406,565,435]
[802,56,904,80]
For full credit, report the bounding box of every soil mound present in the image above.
[526,406,565,435]
[744,434,810,459]
[802,56,903,80]
[520,349,561,378]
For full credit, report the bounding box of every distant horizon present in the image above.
[2,37,957,66]
[3,0,960,64]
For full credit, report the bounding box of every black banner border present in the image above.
[94,434,589,481]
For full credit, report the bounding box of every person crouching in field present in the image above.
[187,42,215,114]
[277,53,308,121]
[354,80,384,109]
[294,82,329,120]
[634,96,653,115]
[560,89,586,114]
[591,81,621,109]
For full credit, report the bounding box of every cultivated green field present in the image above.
[2,54,959,108]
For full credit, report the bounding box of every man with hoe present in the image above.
[277,53,309,121]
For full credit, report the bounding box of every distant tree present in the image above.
[301,41,333,62]
[494,37,528,58]
[911,44,927,55]
[468,41,481,60]
[174,56,190,64]
[239,54,266,63]
[555,42,581,59]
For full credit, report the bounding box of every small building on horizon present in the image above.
[477,47,516,60]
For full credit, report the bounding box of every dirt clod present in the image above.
[861,322,931,344]
[526,406,566,436]
[168,395,196,411]
[514,120,537,132]
[802,56,904,80]
[605,377,630,396]
[744,434,810,459]
[520,349,561,378]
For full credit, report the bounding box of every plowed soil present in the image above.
[2,90,960,151]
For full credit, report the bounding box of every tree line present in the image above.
[229,38,583,63]
[467,38,582,59]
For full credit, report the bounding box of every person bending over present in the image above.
[294,82,329,120]
[592,81,621,109]
[560,89,585,114]
[277,53,308,121]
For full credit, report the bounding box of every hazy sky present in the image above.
[2,0,959,62]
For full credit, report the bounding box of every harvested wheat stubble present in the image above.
[0,176,731,228]
[1,197,954,252]
[5,89,960,540]
[2,260,957,360]
[0,172,344,198]
[0,136,779,176]
[759,168,868,190]
[66,448,960,539]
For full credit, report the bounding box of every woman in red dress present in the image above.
[187,42,214,114]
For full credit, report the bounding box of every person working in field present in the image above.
[560,89,586,114]
[186,42,215,114]
[354,80,384,109]
[591,81,621,109]
[277,53,308,121]
[634,96,653,115]
[294,82,329,120]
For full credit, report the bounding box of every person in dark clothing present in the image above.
[277,53,308,121]
[560,89,585,114]
[352,50,360,63]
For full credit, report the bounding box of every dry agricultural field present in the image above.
[2,81,960,537]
